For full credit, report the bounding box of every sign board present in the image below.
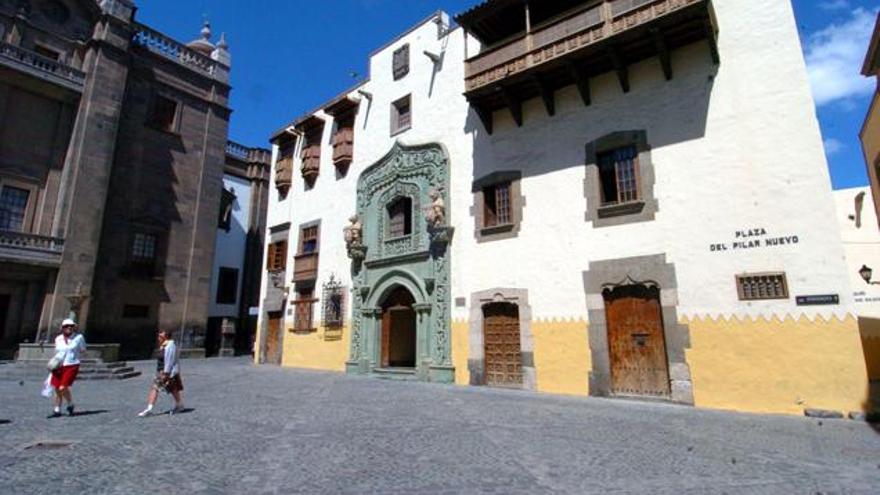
[796,294,839,306]
[248,306,260,316]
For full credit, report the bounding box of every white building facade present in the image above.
[257,0,875,416]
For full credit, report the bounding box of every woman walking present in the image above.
[138,329,184,416]
[50,319,86,417]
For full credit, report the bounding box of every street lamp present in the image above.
[859,265,880,285]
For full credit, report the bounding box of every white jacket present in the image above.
[55,333,86,366]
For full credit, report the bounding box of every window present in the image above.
[293,287,316,332]
[598,145,639,206]
[393,44,410,80]
[216,267,239,305]
[131,233,157,264]
[147,94,178,133]
[299,226,319,254]
[266,240,287,272]
[387,197,412,238]
[483,182,512,227]
[218,187,236,231]
[391,95,411,135]
[0,186,30,231]
[33,44,60,61]
[122,304,149,319]
[322,276,345,328]
[736,273,789,301]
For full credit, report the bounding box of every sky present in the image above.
[135,0,880,190]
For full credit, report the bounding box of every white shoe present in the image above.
[137,408,153,417]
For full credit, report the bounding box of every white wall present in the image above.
[835,187,880,318]
[261,0,854,329]
[209,174,252,317]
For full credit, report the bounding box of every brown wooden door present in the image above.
[483,303,522,387]
[605,285,670,397]
[381,310,391,367]
[265,311,282,365]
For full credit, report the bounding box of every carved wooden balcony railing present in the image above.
[0,230,64,267]
[293,252,319,283]
[132,24,230,83]
[274,156,293,193]
[463,0,717,133]
[300,143,321,183]
[332,127,354,169]
[0,41,85,92]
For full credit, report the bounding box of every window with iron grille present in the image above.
[322,276,345,328]
[598,145,640,206]
[387,197,412,238]
[391,95,411,135]
[483,182,511,227]
[736,273,789,301]
[392,44,410,80]
[0,186,30,231]
[293,287,316,332]
[131,233,157,264]
[266,240,287,272]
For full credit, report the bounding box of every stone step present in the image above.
[0,361,142,381]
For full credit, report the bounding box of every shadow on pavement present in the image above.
[0,419,10,424]
[72,409,109,417]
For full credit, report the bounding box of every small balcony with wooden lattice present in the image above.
[456,0,718,133]
[325,96,359,174]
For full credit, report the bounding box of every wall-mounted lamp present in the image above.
[423,50,442,64]
[357,89,373,101]
[859,264,880,285]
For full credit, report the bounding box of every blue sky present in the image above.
[135,0,879,190]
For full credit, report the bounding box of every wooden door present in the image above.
[381,310,391,367]
[483,303,522,387]
[265,311,282,364]
[605,285,670,397]
[0,294,9,340]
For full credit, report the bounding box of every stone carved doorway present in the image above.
[604,284,670,398]
[380,286,416,368]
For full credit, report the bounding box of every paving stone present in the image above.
[1,357,879,494]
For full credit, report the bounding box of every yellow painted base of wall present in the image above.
[451,320,469,385]
[685,315,871,415]
[533,318,591,396]
[280,324,350,372]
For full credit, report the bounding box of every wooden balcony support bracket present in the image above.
[705,18,720,66]
[608,49,630,94]
[566,61,591,106]
[651,28,673,81]
[501,87,523,127]
[473,103,494,135]
[531,74,555,117]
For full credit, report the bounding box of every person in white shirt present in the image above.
[50,318,86,417]
[138,329,185,416]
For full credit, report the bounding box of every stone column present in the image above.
[46,4,135,331]
[413,303,432,380]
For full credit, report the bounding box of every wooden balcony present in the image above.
[293,252,319,283]
[461,0,718,133]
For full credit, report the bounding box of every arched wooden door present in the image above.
[380,286,416,368]
[604,284,670,397]
[483,302,522,387]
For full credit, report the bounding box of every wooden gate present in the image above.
[483,302,522,387]
[264,311,282,365]
[604,284,670,397]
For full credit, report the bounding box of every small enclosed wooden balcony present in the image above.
[293,252,319,283]
[457,0,718,133]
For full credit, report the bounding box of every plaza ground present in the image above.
[1,357,879,494]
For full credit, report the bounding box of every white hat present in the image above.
[61,318,77,327]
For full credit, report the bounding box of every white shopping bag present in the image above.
[41,374,54,398]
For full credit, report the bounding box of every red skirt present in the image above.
[51,364,80,388]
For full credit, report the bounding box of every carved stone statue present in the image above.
[425,189,445,229]
[344,215,362,247]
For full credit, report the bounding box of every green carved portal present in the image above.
[345,142,454,383]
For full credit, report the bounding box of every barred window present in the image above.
[736,273,789,301]
[131,233,157,263]
[392,44,410,80]
[598,145,639,206]
[322,276,345,328]
[0,186,30,231]
[483,182,511,227]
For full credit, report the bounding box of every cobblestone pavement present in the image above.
[1,358,879,494]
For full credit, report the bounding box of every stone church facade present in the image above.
[0,0,269,358]
[258,0,876,416]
